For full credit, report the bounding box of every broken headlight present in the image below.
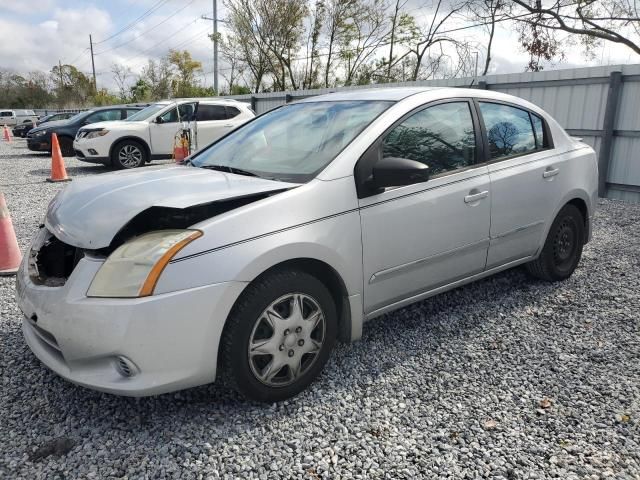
[87,230,202,298]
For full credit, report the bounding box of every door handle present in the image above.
[464,190,489,203]
[543,167,559,178]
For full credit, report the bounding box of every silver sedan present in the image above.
[16,87,598,402]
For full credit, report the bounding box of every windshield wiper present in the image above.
[199,164,260,178]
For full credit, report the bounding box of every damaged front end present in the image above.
[33,189,286,287]
[28,228,84,287]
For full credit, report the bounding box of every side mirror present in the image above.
[155,116,164,124]
[371,157,430,189]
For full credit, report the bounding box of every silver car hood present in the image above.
[45,166,295,249]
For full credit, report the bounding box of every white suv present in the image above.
[73,98,255,169]
[0,109,38,126]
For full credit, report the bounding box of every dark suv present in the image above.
[27,104,148,156]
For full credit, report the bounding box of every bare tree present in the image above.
[339,0,392,85]
[111,64,132,101]
[509,0,640,57]
[405,0,470,81]
[467,0,506,75]
[322,0,358,87]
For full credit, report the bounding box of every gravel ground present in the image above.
[1,138,639,479]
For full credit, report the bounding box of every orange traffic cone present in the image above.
[0,193,22,276]
[3,126,11,143]
[47,133,71,183]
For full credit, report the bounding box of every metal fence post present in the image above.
[285,94,293,103]
[478,80,488,90]
[598,71,622,197]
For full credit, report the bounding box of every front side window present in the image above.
[86,109,122,123]
[124,109,141,118]
[479,102,536,159]
[382,102,476,177]
[191,100,392,183]
[158,104,196,123]
[0,111,12,117]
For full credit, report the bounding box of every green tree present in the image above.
[168,49,203,97]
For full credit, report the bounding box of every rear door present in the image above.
[195,104,233,148]
[477,101,563,268]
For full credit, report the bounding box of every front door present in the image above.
[359,100,492,315]
[150,103,198,156]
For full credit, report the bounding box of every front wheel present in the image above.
[58,136,74,157]
[112,140,147,169]
[526,204,585,281]
[220,269,337,402]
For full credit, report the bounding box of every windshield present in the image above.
[126,103,167,121]
[191,100,392,182]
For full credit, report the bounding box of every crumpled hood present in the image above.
[45,166,295,249]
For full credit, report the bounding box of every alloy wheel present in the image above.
[118,144,142,168]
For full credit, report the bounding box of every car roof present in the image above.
[92,104,149,111]
[296,87,443,102]
[154,98,244,106]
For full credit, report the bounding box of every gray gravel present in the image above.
[1,138,639,479]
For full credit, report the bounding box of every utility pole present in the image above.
[58,60,63,87]
[202,0,218,94]
[473,51,479,78]
[89,34,97,91]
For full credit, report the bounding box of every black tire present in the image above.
[58,136,74,157]
[111,140,147,169]
[526,204,585,282]
[220,269,337,402]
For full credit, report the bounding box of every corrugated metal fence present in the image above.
[228,64,640,203]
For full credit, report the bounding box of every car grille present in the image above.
[29,231,84,287]
[74,149,85,159]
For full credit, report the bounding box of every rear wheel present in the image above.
[526,204,585,281]
[220,269,337,402]
[112,140,147,169]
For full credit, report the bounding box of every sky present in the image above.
[0,0,638,91]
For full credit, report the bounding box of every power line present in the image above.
[119,13,211,63]
[93,0,173,45]
[94,0,199,55]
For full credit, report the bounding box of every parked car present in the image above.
[1,109,38,127]
[73,98,255,169]
[12,112,77,138]
[26,105,147,156]
[16,88,598,402]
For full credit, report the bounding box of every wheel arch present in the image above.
[109,136,151,164]
[225,255,360,345]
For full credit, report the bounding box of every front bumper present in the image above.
[27,137,51,152]
[73,139,109,164]
[16,247,246,396]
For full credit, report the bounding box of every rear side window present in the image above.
[226,106,241,118]
[197,105,228,121]
[479,102,536,159]
[530,113,547,148]
[0,111,13,117]
[382,102,476,176]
